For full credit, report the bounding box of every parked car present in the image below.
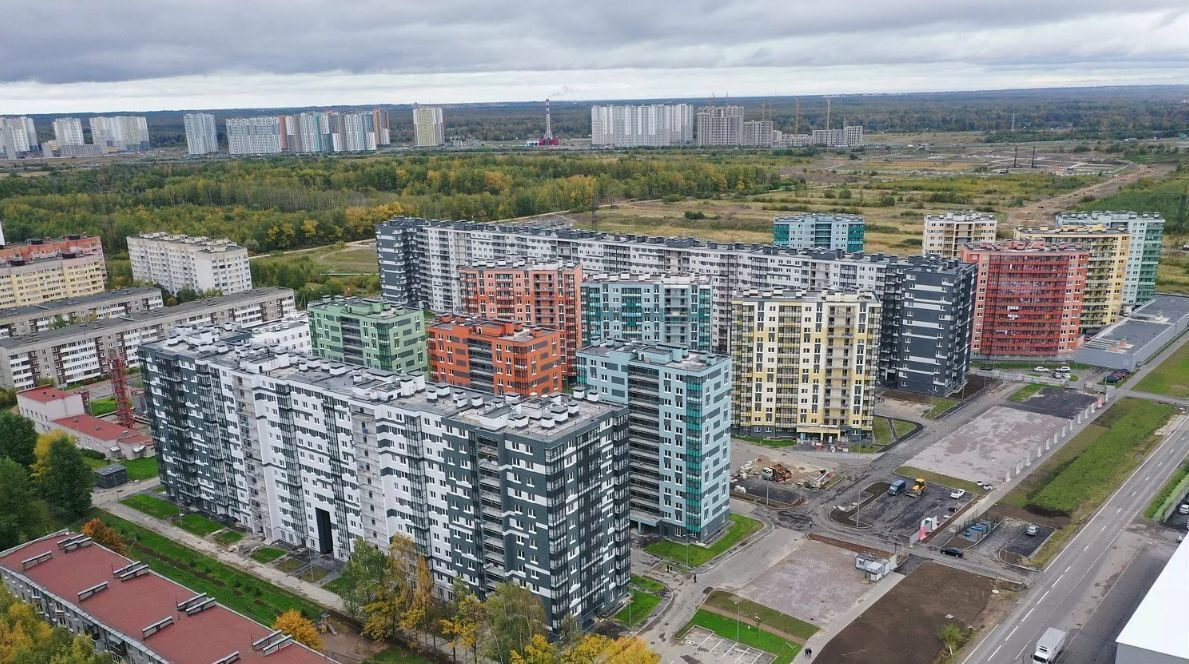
[1034,366,1049,373]
[1178,503,1189,515]
[1026,524,1040,536]
[950,489,966,499]
[940,547,964,558]
[1058,366,1071,373]
[888,479,907,496]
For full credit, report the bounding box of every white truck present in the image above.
[1032,628,1067,663]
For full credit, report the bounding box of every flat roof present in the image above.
[53,415,151,445]
[1077,294,1189,358]
[17,386,74,403]
[0,287,161,320]
[0,532,334,664]
[1115,538,1189,659]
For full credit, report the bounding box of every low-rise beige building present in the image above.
[922,211,998,258]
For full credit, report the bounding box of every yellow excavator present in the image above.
[909,477,928,497]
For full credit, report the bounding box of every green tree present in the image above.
[37,436,93,516]
[0,459,44,550]
[938,623,966,656]
[441,580,484,664]
[0,412,37,468]
[483,583,546,664]
[361,535,417,641]
[338,538,388,617]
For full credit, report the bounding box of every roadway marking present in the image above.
[1116,507,1123,514]
[1007,626,1018,639]
[1040,590,1050,601]
[1023,608,1035,621]
[1084,544,1091,551]
[1065,565,1072,573]
[1052,573,1064,587]
[1129,490,1137,497]
[990,645,1002,659]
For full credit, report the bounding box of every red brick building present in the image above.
[427,316,564,396]
[960,241,1090,358]
[458,261,582,377]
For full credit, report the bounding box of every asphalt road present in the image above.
[961,414,1189,664]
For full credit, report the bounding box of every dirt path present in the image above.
[698,602,809,644]
[1005,162,1175,230]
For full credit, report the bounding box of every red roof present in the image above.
[0,533,335,664]
[52,415,152,446]
[17,386,74,403]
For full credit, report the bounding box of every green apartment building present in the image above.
[307,296,427,372]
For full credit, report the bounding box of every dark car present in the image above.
[940,547,964,558]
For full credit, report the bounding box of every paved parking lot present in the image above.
[1008,386,1097,419]
[1163,505,1189,532]
[856,482,972,537]
[999,521,1053,559]
[739,538,875,627]
[907,406,1069,483]
[680,627,776,664]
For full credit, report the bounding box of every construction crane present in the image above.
[109,354,136,428]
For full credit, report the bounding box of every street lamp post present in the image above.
[734,600,741,642]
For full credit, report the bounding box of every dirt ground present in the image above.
[1005,162,1176,229]
[815,562,996,664]
[907,406,1069,484]
[738,538,878,628]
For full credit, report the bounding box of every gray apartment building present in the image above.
[376,218,977,396]
[577,341,732,542]
[0,287,163,339]
[0,287,294,389]
[581,273,714,351]
[140,325,629,631]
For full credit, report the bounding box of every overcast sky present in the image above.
[3,0,1188,114]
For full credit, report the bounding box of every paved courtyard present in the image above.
[738,539,874,627]
[907,405,1068,483]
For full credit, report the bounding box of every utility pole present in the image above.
[1031,146,1037,169]
[1012,146,1018,169]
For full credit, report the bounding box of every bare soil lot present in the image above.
[816,562,996,664]
[907,406,1069,484]
[738,539,877,628]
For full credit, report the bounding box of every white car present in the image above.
[1178,503,1189,515]
[1025,524,1040,536]
[950,489,966,499]
[1058,366,1071,373]
[1034,366,1049,373]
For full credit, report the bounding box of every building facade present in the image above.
[0,236,107,309]
[308,296,427,373]
[127,233,252,295]
[960,241,1090,358]
[376,218,977,396]
[183,112,219,155]
[731,290,881,442]
[0,287,295,390]
[696,106,744,146]
[140,326,629,630]
[0,287,162,339]
[459,261,582,377]
[773,213,865,252]
[428,317,564,396]
[89,116,150,152]
[413,107,445,147]
[578,342,731,542]
[16,386,85,432]
[1016,226,1128,331]
[226,116,284,154]
[51,118,85,146]
[1055,211,1164,310]
[591,104,694,147]
[741,120,774,147]
[580,272,714,351]
[0,116,38,159]
[922,211,998,258]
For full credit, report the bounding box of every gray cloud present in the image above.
[3,0,1188,85]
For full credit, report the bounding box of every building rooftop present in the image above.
[95,464,126,477]
[307,296,420,320]
[461,260,581,271]
[53,414,152,446]
[0,287,162,320]
[0,287,293,350]
[579,340,727,372]
[0,532,333,664]
[429,316,560,343]
[731,288,880,303]
[448,393,622,443]
[17,386,73,403]
[1115,538,1189,660]
[1056,210,1164,223]
[773,212,864,222]
[1017,225,1129,237]
[961,240,1091,255]
[583,272,712,286]
[1076,294,1189,359]
[130,232,245,252]
[924,211,997,223]
[0,235,104,267]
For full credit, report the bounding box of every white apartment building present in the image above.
[127,233,252,295]
[182,113,218,155]
[811,126,864,148]
[696,106,744,146]
[590,104,694,147]
[52,118,86,146]
[922,211,998,258]
[335,111,376,152]
[225,116,283,154]
[741,120,774,147]
[413,106,445,147]
[89,116,150,152]
[0,117,37,158]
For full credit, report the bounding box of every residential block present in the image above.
[308,296,426,373]
[580,272,714,351]
[428,317,564,396]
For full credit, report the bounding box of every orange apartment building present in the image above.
[458,261,582,377]
[427,316,564,396]
[960,241,1090,358]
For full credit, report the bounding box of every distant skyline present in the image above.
[2,0,1188,114]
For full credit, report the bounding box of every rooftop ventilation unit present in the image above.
[142,616,174,639]
[77,581,108,601]
[20,551,52,570]
[114,561,150,581]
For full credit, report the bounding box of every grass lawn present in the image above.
[178,513,225,536]
[276,557,305,573]
[705,590,818,640]
[644,514,762,567]
[250,547,287,564]
[1008,383,1045,402]
[679,609,801,664]
[214,530,244,546]
[324,574,352,597]
[1134,341,1189,398]
[88,397,117,416]
[891,419,915,438]
[120,493,181,520]
[631,575,666,594]
[923,397,959,419]
[92,510,326,624]
[300,567,329,582]
[734,434,798,448]
[364,647,437,664]
[614,588,662,627]
[120,456,160,480]
[872,418,895,445]
[895,465,984,495]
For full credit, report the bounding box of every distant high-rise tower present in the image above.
[696,105,744,146]
[52,118,86,146]
[371,108,390,145]
[412,106,444,147]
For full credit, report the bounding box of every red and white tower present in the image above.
[538,99,559,146]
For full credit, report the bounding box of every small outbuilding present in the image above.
[93,464,127,489]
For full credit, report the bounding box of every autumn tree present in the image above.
[35,434,92,516]
[81,518,126,555]
[400,555,435,650]
[483,583,546,664]
[274,610,324,651]
[0,412,37,468]
[361,535,418,641]
[441,580,484,664]
[510,635,559,664]
[0,586,113,663]
[338,538,388,617]
[568,634,659,664]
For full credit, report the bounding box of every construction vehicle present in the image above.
[909,477,928,497]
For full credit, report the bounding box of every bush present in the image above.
[684,210,706,220]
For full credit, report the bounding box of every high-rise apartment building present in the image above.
[774,213,865,252]
[1055,211,1164,309]
[89,116,150,152]
[580,272,714,351]
[183,112,219,155]
[1016,226,1128,331]
[459,261,582,377]
[810,126,864,148]
[226,116,284,154]
[741,120,774,147]
[428,317,564,396]
[376,218,977,396]
[413,106,445,147]
[922,211,998,258]
[334,111,377,152]
[141,325,630,630]
[578,341,731,542]
[0,117,37,159]
[372,107,391,145]
[0,236,107,309]
[307,296,426,372]
[960,241,1090,358]
[696,106,744,146]
[51,117,86,146]
[590,104,694,147]
[731,290,881,442]
[127,233,252,295]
